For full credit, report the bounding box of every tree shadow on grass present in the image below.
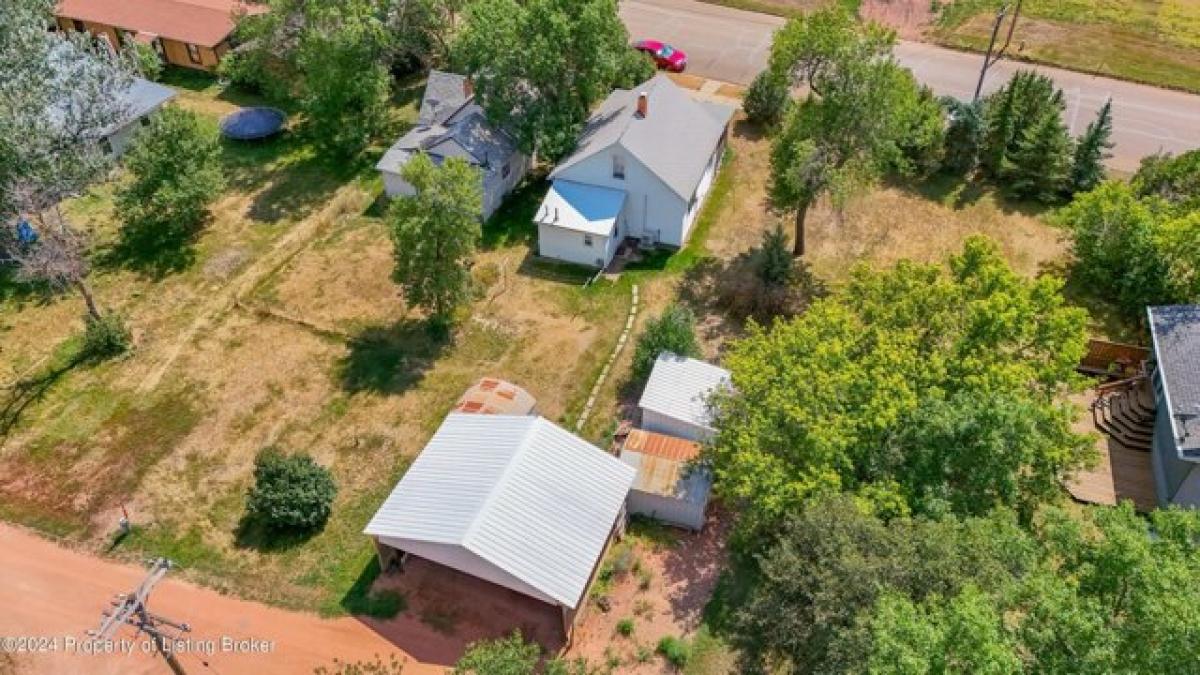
[891,172,1057,218]
[245,151,371,225]
[1042,258,1145,343]
[98,219,206,279]
[480,175,548,251]
[0,352,85,441]
[338,318,450,395]
[233,512,322,554]
[340,557,407,618]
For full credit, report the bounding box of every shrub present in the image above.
[245,449,337,532]
[632,304,699,381]
[82,312,132,361]
[616,618,635,637]
[744,69,789,128]
[637,567,653,591]
[131,42,162,81]
[940,96,984,175]
[656,635,691,669]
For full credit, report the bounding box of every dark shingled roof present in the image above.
[1149,305,1200,457]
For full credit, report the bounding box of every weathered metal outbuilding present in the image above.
[619,429,711,531]
[638,352,731,442]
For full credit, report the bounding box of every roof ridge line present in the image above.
[460,415,542,549]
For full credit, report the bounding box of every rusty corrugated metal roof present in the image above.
[454,378,537,416]
[622,428,700,462]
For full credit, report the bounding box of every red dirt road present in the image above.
[0,525,444,675]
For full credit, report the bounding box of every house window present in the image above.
[612,154,625,179]
[186,43,202,64]
[72,19,85,32]
[583,234,594,247]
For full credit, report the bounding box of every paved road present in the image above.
[621,0,1200,171]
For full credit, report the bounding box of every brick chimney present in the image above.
[463,77,474,99]
[636,91,648,118]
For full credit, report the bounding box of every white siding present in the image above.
[382,152,529,220]
[538,222,617,268]
[627,491,706,531]
[640,408,713,442]
[553,147,688,246]
[681,144,721,240]
[378,537,559,605]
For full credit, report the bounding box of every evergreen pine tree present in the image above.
[941,97,984,175]
[1070,99,1113,194]
[1007,110,1073,202]
[982,71,1064,177]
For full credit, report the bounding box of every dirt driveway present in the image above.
[0,525,443,675]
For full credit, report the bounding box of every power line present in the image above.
[90,557,192,675]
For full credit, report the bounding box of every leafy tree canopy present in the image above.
[1132,148,1200,214]
[116,107,225,255]
[737,496,1200,675]
[768,8,943,255]
[709,236,1091,534]
[452,0,652,160]
[388,153,482,321]
[632,303,700,382]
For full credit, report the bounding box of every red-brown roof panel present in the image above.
[56,0,264,48]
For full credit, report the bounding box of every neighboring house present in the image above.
[535,74,734,268]
[454,377,538,415]
[103,77,177,157]
[364,413,635,636]
[639,352,732,442]
[54,0,263,71]
[46,40,177,159]
[619,428,711,531]
[1148,305,1200,507]
[376,71,529,220]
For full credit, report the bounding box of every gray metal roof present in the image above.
[551,74,734,200]
[1149,306,1200,457]
[363,413,635,608]
[638,352,731,432]
[376,72,519,177]
[121,78,176,123]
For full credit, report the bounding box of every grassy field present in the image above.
[0,70,643,614]
[933,0,1200,92]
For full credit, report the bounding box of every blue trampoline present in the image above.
[220,107,287,140]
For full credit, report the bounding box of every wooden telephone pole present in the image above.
[90,557,191,675]
[973,0,1024,101]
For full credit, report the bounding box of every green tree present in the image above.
[1070,99,1113,194]
[941,96,985,175]
[298,1,391,158]
[131,41,163,81]
[452,0,650,160]
[744,69,790,128]
[454,631,539,675]
[116,107,224,264]
[632,303,700,382]
[388,154,482,322]
[1005,107,1073,202]
[245,449,337,532]
[981,71,1066,180]
[709,237,1090,533]
[1055,181,1176,316]
[2,0,137,323]
[1132,148,1200,214]
[768,9,939,255]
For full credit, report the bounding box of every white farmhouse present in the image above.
[535,74,734,268]
[376,71,529,220]
[639,352,732,442]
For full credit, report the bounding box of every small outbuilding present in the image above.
[619,428,711,531]
[638,352,731,442]
[364,413,635,636]
[454,377,537,415]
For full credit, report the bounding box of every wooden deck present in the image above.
[1066,390,1159,512]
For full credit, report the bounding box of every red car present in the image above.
[634,39,687,72]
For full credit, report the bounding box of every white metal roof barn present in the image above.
[638,353,732,441]
[364,413,635,624]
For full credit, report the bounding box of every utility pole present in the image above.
[90,558,191,675]
[973,0,1024,101]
